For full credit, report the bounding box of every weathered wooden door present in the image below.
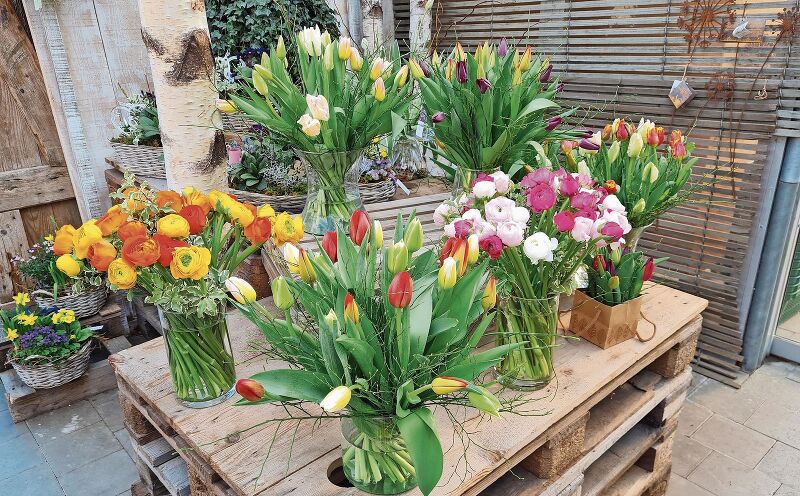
[0,0,81,300]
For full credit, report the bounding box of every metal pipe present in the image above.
[743,137,800,370]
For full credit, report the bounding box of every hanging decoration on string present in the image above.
[721,15,765,43]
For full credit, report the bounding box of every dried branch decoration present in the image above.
[677,0,736,52]
[706,72,736,101]
[774,6,800,43]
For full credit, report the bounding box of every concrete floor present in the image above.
[0,357,798,496]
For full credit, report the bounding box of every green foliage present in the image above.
[586,248,667,306]
[228,135,300,194]
[14,236,103,297]
[111,92,161,146]
[205,0,339,58]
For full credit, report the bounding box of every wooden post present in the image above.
[136,0,225,192]
[409,0,431,54]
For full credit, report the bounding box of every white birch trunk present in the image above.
[361,0,383,52]
[136,0,225,192]
[409,0,431,54]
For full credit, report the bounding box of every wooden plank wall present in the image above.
[434,0,800,381]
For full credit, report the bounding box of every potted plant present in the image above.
[231,26,414,234]
[110,91,164,179]
[571,248,665,348]
[433,168,630,390]
[1,294,96,389]
[14,234,107,318]
[227,211,523,495]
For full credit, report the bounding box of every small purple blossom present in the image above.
[498,38,508,57]
[476,78,492,94]
[456,60,468,84]
[556,82,565,92]
[546,116,562,131]
[432,111,446,123]
[539,64,553,83]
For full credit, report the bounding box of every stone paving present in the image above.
[0,356,798,495]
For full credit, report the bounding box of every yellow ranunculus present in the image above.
[13,293,30,307]
[107,258,137,289]
[273,213,304,246]
[226,202,255,227]
[257,204,276,218]
[208,190,234,211]
[170,246,211,280]
[157,214,191,238]
[56,254,81,277]
[72,222,103,259]
[5,328,18,341]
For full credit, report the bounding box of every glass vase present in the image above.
[623,223,652,250]
[392,136,424,181]
[341,416,417,494]
[157,306,236,408]
[296,149,364,235]
[452,166,500,199]
[496,294,559,391]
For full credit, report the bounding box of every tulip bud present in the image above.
[225,277,257,304]
[276,35,287,60]
[321,31,332,47]
[546,116,562,132]
[608,275,620,289]
[373,220,384,249]
[643,161,659,183]
[643,257,655,282]
[432,111,446,124]
[632,198,646,216]
[512,66,522,87]
[602,124,612,141]
[372,77,386,102]
[388,271,413,308]
[320,385,351,412]
[468,385,501,417]
[254,64,274,82]
[252,71,269,96]
[338,37,353,60]
[579,138,600,152]
[609,249,622,264]
[324,308,339,329]
[431,376,468,395]
[321,231,337,262]
[431,50,441,68]
[271,276,294,310]
[408,58,424,79]
[615,119,629,141]
[387,241,410,274]
[394,65,409,88]
[498,38,508,57]
[476,78,492,94]
[482,276,497,311]
[349,48,363,71]
[445,58,455,81]
[297,248,317,284]
[454,42,465,61]
[607,141,621,162]
[323,43,334,71]
[370,58,386,81]
[592,254,606,272]
[519,46,532,71]
[349,210,371,245]
[539,63,553,83]
[456,60,468,84]
[404,218,424,253]
[467,234,479,264]
[235,378,265,402]
[216,99,236,114]
[344,292,360,324]
[438,257,458,289]
[627,133,644,157]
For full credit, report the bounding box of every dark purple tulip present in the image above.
[556,82,565,93]
[498,38,508,57]
[545,116,562,131]
[419,60,432,77]
[579,138,600,151]
[539,64,553,83]
[476,78,492,94]
[431,111,446,123]
[583,129,594,138]
[456,60,468,84]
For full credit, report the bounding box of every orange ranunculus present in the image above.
[122,187,147,212]
[95,205,128,236]
[53,225,77,256]
[153,234,190,267]
[121,236,160,267]
[182,187,212,215]
[87,239,117,271]
[155,190,184,213]
[244,217,272,245]
[117,221,148,242]
[179,205,207,235]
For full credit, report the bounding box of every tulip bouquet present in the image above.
[417,39,583,186]
[564,119,699,240]
[585,248,665,306]
[433,168,631,389]
[231,26,415,234]
[228,210,520,496]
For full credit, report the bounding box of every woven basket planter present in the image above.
[10,341,92,389]
[33,286,108,319]
[222,114,261,134]
[359,179,396,204]
[110,142,165,179]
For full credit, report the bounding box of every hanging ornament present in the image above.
[669,79,697,109]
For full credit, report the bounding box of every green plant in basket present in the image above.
[13,234,103,298]
[586,247,666,306]
[230,26,414,233]
[227,210,524,495]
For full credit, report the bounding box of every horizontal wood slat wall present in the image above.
[434,0,800,383]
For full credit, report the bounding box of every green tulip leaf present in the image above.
[398,408,443,496]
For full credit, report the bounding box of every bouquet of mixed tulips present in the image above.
[434,168,630,388]
[418,39,584,183]
[565,119,699,230]
[586,247,665,306]
[228,211,518,495]
[230,26,415,233]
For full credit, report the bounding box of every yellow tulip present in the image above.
[297,114,321,137]
[394,65,409,88]
[276,35,287,60]
[372,77,386,102]
[387,241,409,274]
[438,257,458,289]
[338,37,352,60]
[56,255,81,277]
[403,218,424,253]
[225,277,257,304]
[294,249,316,284]
[320,385,351,412]
[482,276,497,311]
[216,99,236,114]
[608,141,621,163]
[349,47,363,71]
[253,71,268,96]
[408,58,424,79]
[323,43,334,71]
[643,161,659,183]
[519,46,532,71]
[369,58,390,81]
[431,376,467,395]
[373,220,384,249]
[627,133,644,157]
[467,234,479,264]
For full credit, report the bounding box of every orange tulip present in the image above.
[244,217,272,245]
[344,292,359,323]
[87,239,117,271]
[440,237,469,276]
[155,190,184,212]
[235,378,265,402]
[121,236,160,267]
[153,234,189,267]
[179,205,207,235]
[53,225,77,256]
[95,206,128,236]
[117,221,148,242]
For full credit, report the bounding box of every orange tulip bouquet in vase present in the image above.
[51,175,296,408]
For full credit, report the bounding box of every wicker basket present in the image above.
[359,179,396,204]
[110,142,166,179]
[33,286,108,319]
[10,341,93,389]
[222,114,261,134]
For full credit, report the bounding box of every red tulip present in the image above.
[592,254,606,272]
[349,210,371,245]
[615,119,629,141]
[235,378,265,402]
[440,237,470,275]
[321,231,338,262]
[388,271,413,308]
[643,257,655,282]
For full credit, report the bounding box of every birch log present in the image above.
[409,0,431,53]
[136,0,225,191]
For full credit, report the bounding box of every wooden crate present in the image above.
[112,284,706,496]
[1,335,132,422]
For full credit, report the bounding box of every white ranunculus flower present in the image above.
[490,171,511,194]
[472,180,497,199]
[433,203,455,226]
[601,194,626,214]
[511,206,530,225]
[305,94,330,121]
[443,222,456,238]
[523,232,558,265]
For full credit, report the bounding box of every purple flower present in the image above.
[431,111,446,124]
[579,138,600,151]
[456,60,468,84]
[476,78,492,93]
[539,64,553,83]
[556,82,565,93]
[545,116,562,131]
[419,60,432,77]
[498,38,508,57]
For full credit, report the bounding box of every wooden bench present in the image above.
[111,284,706,496]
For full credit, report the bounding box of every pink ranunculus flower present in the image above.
[479,235,504,260]
[472,180,497,199]
[527,183,557,213]
[521,168,554,188]
[575,172,595,188]
[570,191,598,210]
[601,194,626,214]
[553,211,575,232]
[571,216,595,242]
[601,209,632,235]
[490,171,511,194]
[511,206,530,225]
[559,175,580,196]
[496,221,525,247]
[485,197,516,223]
[600,221,624,240]
[575,208,598,220]
[453,219,473,238]
[461,208,483,225]
[433,203,456,226]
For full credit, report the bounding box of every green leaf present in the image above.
[336,336,376,377]
[397,408,443,496]
[248,369,331,403]
[517,98,558,119]
[442,343,523,381]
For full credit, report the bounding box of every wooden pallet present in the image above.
[113,284,706,496]
[0,335,132,422]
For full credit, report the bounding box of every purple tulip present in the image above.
[545,116,562,131]
[419,60,432,77]
[579,138,600,151]
[583,129,594,138]
[476,78,492,93]
[498,38,508,57]
[556,82,565,93]
[431,111,446,123]
[539,64,553,83]
[456,60,468,84]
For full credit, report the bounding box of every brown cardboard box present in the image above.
[570,291,643,349]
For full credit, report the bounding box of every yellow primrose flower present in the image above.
[16,314,38,326]
[59,309,76,324]
[44,234,54,242]
[379,148,388,159]
[69,334,76,340]
[272,212,304,246]
[170,246,211,280]
[13,293,30,307]
[5,328,19,341]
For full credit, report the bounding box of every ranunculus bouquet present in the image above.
[231,26,414,234]
[565,119,699,244]
[417,39,583,186]
[228,211,520,496]
[434,168,631,389]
